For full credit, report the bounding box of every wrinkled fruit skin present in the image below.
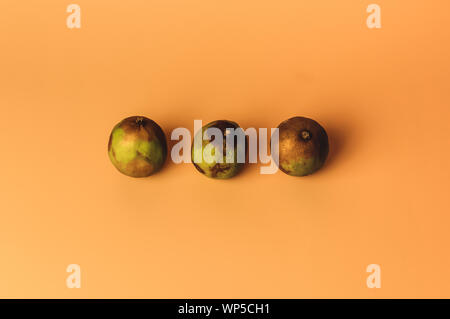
[108,116,167,177]
[274,116,329,176]
[191,120,246,179]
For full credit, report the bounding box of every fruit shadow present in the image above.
[319,115,355,173]
[161,124,182,172]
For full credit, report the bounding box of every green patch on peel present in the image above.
[110,128,163,165]
[110,128,137,164]
[282,157,317,176]
[143,140,164,166]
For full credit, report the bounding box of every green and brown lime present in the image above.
[108,116,167,177]
[273,116,329,176]
[191,120,246,179]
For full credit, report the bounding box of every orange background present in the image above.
[1,0,449,298]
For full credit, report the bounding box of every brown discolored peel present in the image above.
[193,162,205,174]
[210,163,232,178]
